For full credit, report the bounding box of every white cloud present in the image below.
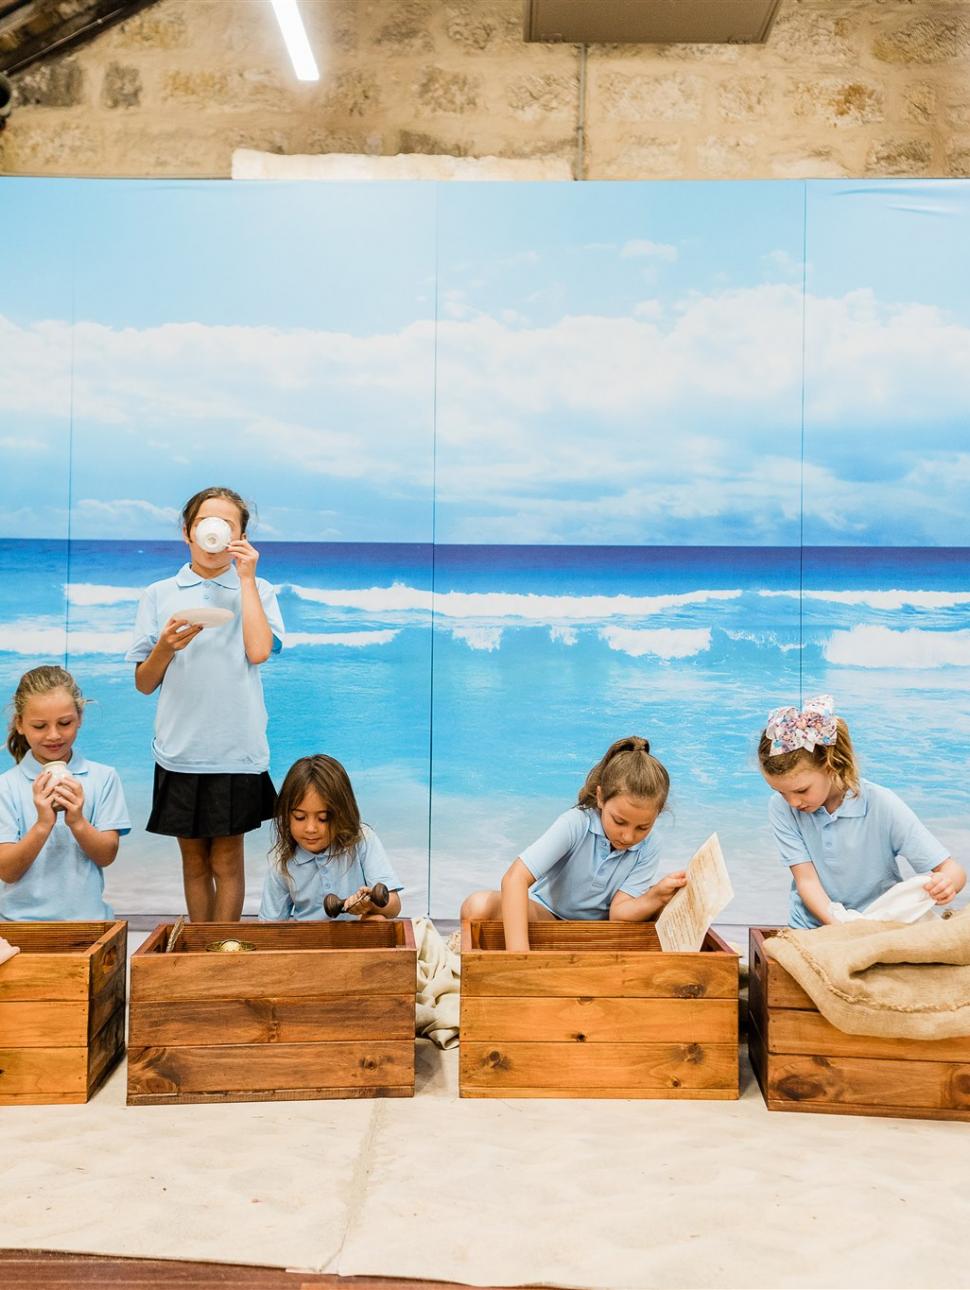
[620,239,679,263]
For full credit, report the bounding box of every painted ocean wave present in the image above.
[761,588,970,611]
[824,625,970,669]
[287,582,743,621]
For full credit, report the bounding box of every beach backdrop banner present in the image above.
[0,178,967,921]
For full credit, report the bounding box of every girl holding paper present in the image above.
[460,736,686,951]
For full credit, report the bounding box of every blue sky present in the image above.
[1,178,968,545]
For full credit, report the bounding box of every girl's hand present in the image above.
[161,616,204,653]
[52,775,84,826]
[228,537,259,582]
[925,872,957,905]
[342,886,372,916]
[653,870,688,906]
[31,771,58,830]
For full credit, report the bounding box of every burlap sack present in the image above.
[764,909,970,1039]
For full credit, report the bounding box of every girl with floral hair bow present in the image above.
[758,696,965,928]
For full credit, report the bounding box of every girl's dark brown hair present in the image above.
[271,755,364,871]
[758,717,861,796]
[181,486,251,535]
[8,665,85,763]
[577,735,670,813]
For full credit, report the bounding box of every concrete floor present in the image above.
[1,932,967,1290]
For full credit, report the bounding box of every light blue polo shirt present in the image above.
[769,778,949,929]
[259,827,403,921]
[0,752,130,921]
[126,563,284,774]
[520,806,662,920]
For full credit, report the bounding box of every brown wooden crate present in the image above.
[128,994,414,1047]
[127,921,416,1105]
[460,995,737,1045]
[462,951,737,999]
[0,1044,88,1099]
[127,1040,414,1099]
[749,927,970,1121]
[460,1040,738,1093]
[0,1000,87,1047]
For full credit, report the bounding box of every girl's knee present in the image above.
[460,890,499,920]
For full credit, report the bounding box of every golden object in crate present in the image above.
[205,937,256,953]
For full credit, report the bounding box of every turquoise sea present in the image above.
[1,540,967,920]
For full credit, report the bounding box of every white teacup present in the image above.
[195,516,233,553]
[44,760,71,784]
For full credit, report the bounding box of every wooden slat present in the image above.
[89,922,127,997]
[0,955,88,1002]
[88,962,126,1039]
[765,1052,970,1113]
[766,1008,970,1063]
[127,1083,416,1107]
[460,1040,738,1092]
[460,995,737,1044]
[127,1040,414,1099]
[0,1043,87,1099]
[0,1000,86,1046]
[461,1086,740,1100]
[470,919,664,952]
[461,950,737,999]
[144,920,413,954]
[0,921,115,953]
[128,994,414,1046]
[130,948,415,1003]
[86,1005,125,1097]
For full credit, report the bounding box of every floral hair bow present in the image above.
[765,695,838,755]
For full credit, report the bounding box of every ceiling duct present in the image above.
[523,0,784,45]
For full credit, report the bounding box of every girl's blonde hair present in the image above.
[757,717,861,796]
[577,735,670,813]
[8,666,85,763]
[271,755,364,872]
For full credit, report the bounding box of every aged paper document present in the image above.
[656,832,733,952]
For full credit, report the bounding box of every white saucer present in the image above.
[179,607,234,628]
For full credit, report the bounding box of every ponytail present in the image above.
[578,735,670,812]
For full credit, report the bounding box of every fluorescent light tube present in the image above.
[270,0,320,81]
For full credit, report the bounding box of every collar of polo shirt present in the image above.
[175,562,240,590]
[19,751,90,781]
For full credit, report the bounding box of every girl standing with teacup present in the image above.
[127,487,284,921]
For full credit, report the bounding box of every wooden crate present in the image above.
[748,927,970,1121]
[0,921,127,1105]
[127,919,416,1105]
[460,920,739,1099]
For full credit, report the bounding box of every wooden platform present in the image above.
[0,1250,491,1289]
[459,919,739,1098]
[0,920,126,1105]
[748,926,970,1121]
[127,920,416,1105]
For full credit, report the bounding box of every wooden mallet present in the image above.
[324,882,390,919]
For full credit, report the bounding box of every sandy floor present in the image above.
[1,935,968,1289]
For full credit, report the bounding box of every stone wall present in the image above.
[1,0,969,178]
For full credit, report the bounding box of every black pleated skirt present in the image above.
[146,765,277,839]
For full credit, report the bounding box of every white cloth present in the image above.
[413,917,460,1050]
[0,936,20,965]
[829,873,937,925]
